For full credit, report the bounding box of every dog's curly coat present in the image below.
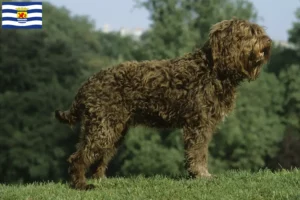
[55,18,272,190]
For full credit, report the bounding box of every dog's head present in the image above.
[208,18,272,81]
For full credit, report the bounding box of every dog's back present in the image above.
[55,54,208,128]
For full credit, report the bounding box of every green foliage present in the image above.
[265,7,300,169]
[97,32,143,64]
[135,0,258,59]
[1,170,300,200]
[0,1,150,183]
[110,127,186,177]
[1,0,300,183]
[210,71,285,172]
[279,65,300,128]
[266,45,298,76]
[0,80,76,182]
[268,65,300,169]
[288,8,300,49]
[277,8,300,132]
[0,2,99,182]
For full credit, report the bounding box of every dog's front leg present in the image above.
[183,125,213,178]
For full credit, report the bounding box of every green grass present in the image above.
[1,170,300,200]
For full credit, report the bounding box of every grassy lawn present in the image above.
[1,169,300,200]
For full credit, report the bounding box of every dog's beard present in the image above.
[246,58,265,81]
[246,43,271,81]
[248,66,261,81]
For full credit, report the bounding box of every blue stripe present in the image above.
[2,9,42,13]
[2,25,42,29]
[2,2,42,6]
[2,17,42,21]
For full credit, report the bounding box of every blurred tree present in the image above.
[0,0,151,182]
[108,127,186,177]
[266,9,299,77]
[96,32,144,65]
[0,2,101,182]
[135,0,258,59]
[210,71,285,172]
[266,8,300,169]
[266,45,297,77]
[1,0,299,182]
[288,8,300,49]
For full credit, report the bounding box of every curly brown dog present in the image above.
[55,18,272,190]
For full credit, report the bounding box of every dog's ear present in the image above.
[208,19,240,70]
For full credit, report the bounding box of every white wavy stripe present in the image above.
[2,5,42,10]
[2,21,42,26]
[2,13,42,18]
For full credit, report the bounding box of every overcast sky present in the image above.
[46,0,299,41]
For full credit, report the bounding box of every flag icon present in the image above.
[2,2,42,29]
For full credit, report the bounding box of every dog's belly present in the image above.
[130,109,183,129]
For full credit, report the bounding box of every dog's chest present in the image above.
[195,85,236,122]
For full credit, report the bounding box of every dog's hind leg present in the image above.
[67,122,100,190]
[67,112,129,190]
[91,126,128,179]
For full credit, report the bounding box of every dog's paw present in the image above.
[92,174,107,180]
[84,184,96,190]
[71,183,96,190]
[189,170,214,180]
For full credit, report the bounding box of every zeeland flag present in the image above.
[2,2,42,29]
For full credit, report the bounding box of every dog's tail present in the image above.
[55,102,79,125]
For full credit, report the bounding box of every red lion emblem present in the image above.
[17,12,27,18]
